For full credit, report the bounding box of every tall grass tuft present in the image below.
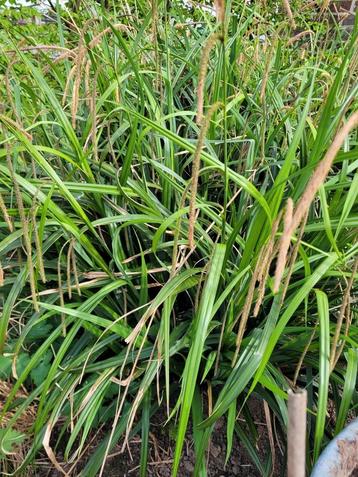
[0,2,357,476]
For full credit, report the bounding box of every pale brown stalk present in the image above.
[31,202,46,284]
[273,113,358,295]
[273,198,293,293]
[84,59,91,107]
[67,241,74,299]
[293,326,316,386]
[6,45,74,55]
[52,50,75,67]
[57,249,66,337]
[260,39,276,104]
[4,132,38,311]
[114,86,120,104]
[71,243,81,296]
[91,69,99,162]
[0,193,14,232]
[207,382,213,415]
[302,0,318,10]
[188,102,222,248]
[0,115,32,140]
[287,30,313,46]
[321,0,330,12]
[0,177,22,270]
[83,267,167,279]
[170,183,191,278]
[52,23,131,70]
[280,211,308,302]
[291,112,358,233]
[175,22,191,30]
[333,303,353,370]
[253,213,281,316]
[62,65,76,106]
[282,0,296,29]
[5,52,23,126]
[20,44,74,74]
[264,401,276,476]
[71,39,86,128]
[254,38,260,64]
[88,23,132,49]
[151,0,161,93]
[215,0,225,24]
[234,246,265,361]
[330,257,358,370]
[65,241,82,298]
[196,33,222,125]
[43,421,69,476]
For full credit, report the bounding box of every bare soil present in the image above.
[33,397,284,476]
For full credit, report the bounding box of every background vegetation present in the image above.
[0,0,357,475]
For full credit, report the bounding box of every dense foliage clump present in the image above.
[0,1,357,475]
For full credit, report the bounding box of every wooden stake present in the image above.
[288,388,307,477]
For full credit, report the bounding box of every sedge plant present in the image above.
[0,0,357,475]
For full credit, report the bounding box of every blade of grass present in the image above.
[313,289,330,462]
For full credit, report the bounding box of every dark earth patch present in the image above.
[31,397,284,476]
